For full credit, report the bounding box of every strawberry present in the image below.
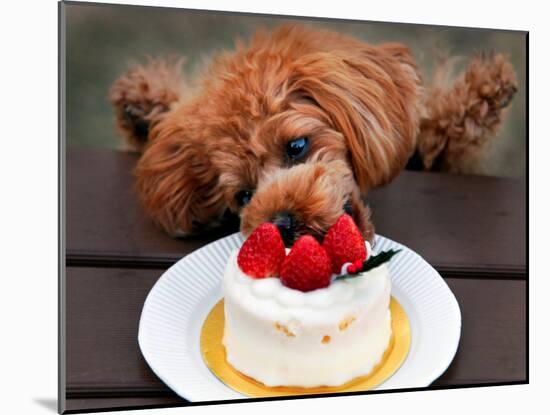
[323,214,367,274]
[346,259,365,274]
[280,235,332,292]
[237,223,286,278]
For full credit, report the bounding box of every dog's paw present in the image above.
[462,52,518,132]
[419,52,518,173]
[109,57,185,152]
[121,103,151,144]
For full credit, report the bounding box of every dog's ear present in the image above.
[290,43,421,191]
[135,116,224,236]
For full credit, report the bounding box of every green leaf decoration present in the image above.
[335,249,401,281]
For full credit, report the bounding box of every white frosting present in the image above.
[222,249,392,388]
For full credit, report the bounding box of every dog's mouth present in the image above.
[271,210,318,247]
[271,197,354,247]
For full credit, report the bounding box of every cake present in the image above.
[221,214,397,388]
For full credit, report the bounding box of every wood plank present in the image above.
[65,267,526,398]
[66,267,167,393]
[66,147,525,277]
[433,278,526,385]
[368,173,526,278]
[66,148,240,269]
[64,396,186,413]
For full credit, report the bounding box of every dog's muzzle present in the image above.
[271,198,353,247]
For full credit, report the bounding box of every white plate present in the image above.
[138,233,461,402]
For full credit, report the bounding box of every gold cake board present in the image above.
[200,297,411,397]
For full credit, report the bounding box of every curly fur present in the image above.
[108,24,517,241]
[417,52,517,172]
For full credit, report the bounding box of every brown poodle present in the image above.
[109,24,517,246]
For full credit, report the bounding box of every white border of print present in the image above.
[1,0,542,415]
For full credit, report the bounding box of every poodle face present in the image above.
[131,25,423,245]
[110,24,518,244]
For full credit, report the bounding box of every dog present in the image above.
[109,24,517,246]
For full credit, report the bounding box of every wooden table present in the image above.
[63,147,527,413]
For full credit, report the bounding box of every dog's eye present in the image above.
[235,190,253,208]
[285,137,309,162]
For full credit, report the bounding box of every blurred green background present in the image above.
[64,2,526,178]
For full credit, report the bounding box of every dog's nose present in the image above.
[272,211,296,247]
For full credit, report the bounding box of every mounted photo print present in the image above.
[59,1,527,413]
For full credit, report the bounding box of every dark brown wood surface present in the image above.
[66,147,526,277]
[65,396,185,413]
[65,267,526,400]
[64,147,527,412]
